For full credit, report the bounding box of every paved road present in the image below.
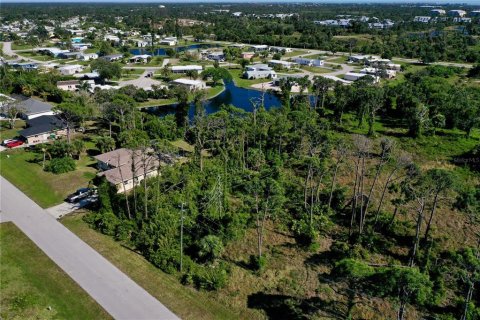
[0,176,179,320]
[119,69,163,89]
[2,41,44,63]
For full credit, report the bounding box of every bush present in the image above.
[198,235,224,262]
[192,264,228,291]
[249,254,267,272]
[44,157,75,174]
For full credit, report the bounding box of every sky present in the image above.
[2,0,480,3]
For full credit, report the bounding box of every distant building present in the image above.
[250,44,269,52]
[344,72,378,82]
[430,9,446,16]
[414,16,432,23]
[453,17,472,23]
[243,64,277,80]
[170,78,206,91]
[57,80,80,91]
[159,37,178,46]
[100,54,123,62]
[269,46,293,53]
[471,10,480,17]
[293,57,324,67]
[268,59,296,69]
[129,54,151,63]
[57,64,84,76]
[78,53,98,61]
[448,10,467,17]
[58,52,79,59]
[206,52,225,61]
[171,65,203,73]
[241,52,255,59]
[360,67,396,79]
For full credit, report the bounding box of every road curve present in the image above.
[0,176,179,320]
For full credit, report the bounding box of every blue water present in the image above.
[130,43,221,56]
[144,81,284,118]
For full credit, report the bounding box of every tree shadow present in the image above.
[247,292,346,320]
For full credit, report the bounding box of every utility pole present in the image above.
[179,202,185,272]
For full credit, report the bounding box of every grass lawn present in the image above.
[282,50,307,58]
[139,98,177,107]
[11,43,35,50]
[0,222,111,320]
[18,51,53,61]
[300,66,332,74]
[0,147,96,208]
[0,120,26,140]
[229,69,271,89]
[61,212,256,320]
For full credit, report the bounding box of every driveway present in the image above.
[0,176,179,320]
[2,41,44,63]
[46,195,98,219]
[119,69,163,90]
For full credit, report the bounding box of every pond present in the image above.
[144,81,284,119]
[130,43,221,56]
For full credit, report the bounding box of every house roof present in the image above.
[19,115,66,137]
[171,78,204,86]
[57,80,80,86]
[17,97,53,116]
[94,148,172,185]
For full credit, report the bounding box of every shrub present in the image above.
[44,157,75,174]
[198,235,224,262]
[192,264,228,291]
[249,254,267,272]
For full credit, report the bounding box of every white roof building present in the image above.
[171,65,203,73]
[268,59,296,69]
[448,10,467,17]
[170,78,206,91]
[430,9,446,15]
[414,16,432,23]
[57,64,84,76]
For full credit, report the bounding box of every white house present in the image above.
[57,64,84,76]
[129,54,151,63]
[160,37,178,46]
[206,52,225,61]
[57,80,80,91]
[360,67,396,79]
[453,17,472,23]
[414,16,432,23]
[136,40,149,47]
[344,72,378,82]
[293,57,324,67]
[448,10,467,17]
[78,53,98,61]
[251,44,269,52]
[171,65,203,73]
[269,46,293,53]
[100,54,123,62]
[170,78,206,91]
[243,64,277,79]
[268,59,296,69]
[430,9,446,16]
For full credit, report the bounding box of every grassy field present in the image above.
[11,43,35,50]
[0,120,26,140]
[282,50,307,58]
[61,212,257,320]
[300,66,332,74]
[18,51,53,61]
[0,222,111,320]
[0,147,96,208]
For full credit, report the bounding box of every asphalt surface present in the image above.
[0,176,179,320]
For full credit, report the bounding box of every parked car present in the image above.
[3,139,15,146]
[5,140,24,148]
[66,188,94,203]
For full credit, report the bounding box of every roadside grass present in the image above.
[0,120,26,140]
[0,146,96,208]
[229,69,271,88]
[11,43,35,50]
[18,51,53,61]
[0,222,111,320]
[300,66,332,74]
[282,50,307,58]
[61,211,255,320]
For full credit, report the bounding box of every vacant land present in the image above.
[0,222,111,320]
[61,211,258,320]
[0,148,96,208]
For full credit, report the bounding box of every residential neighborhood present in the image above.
[1,2,480,320]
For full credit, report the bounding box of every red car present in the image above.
[6,140,24,148]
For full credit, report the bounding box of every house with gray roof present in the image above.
[19,115,67,145]
[16,97,55,120]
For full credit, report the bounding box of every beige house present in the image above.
[94,148,175,193]
[19,115,67,145]
[57,80,80,91]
